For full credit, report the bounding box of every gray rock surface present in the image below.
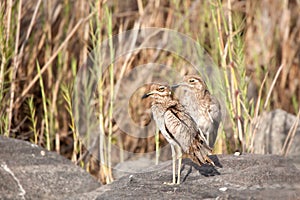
[1,135,300,200]
[0,136,101,200]
[97,154,300,200]
[254,109,300,156]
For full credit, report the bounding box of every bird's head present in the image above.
[172,75,208,92]
[141,84,172,102]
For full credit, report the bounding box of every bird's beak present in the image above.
[171,84,179,90]
[171,82,185,90]
[141,92,152,99]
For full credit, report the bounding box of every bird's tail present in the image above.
[188,135,215,166]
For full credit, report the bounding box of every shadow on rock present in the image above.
[180,155,221,183]
[209,154,223,168]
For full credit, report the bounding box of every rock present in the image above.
[1,135,300,199]
[254,109,300,156]
[0,136,101,200]
[97,154,300,200]
[113,157,156,179]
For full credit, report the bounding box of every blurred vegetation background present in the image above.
[0,0,299,184]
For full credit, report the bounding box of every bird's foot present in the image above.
[163,182,178,186]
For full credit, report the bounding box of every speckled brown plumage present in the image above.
[173,75,221,148]
[142,83,214,184]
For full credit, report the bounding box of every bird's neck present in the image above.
[196,89,211,103]
[151,97,178,110]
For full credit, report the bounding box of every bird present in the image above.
[172,75,221,148]
[142,83,215,185]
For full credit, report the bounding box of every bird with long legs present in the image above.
[172,75,221,148]
[142,83,214,185]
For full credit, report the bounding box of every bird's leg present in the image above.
[206,133,210,147]
[171,145,176,184]
[164,145,176,185]
[176,145,182,184]
[199,128,209,146]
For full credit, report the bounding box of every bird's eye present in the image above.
[189,79,195,83]
[158,86,165,92]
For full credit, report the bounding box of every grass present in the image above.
[106,6,114,184]
[27,96,38,144]
[0,0,299,184]
[37,61,51,150]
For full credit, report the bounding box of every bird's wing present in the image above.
[189,133,214,166]
[210,96,222,124]
[164,105,214,166]
[163,105,198,152]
